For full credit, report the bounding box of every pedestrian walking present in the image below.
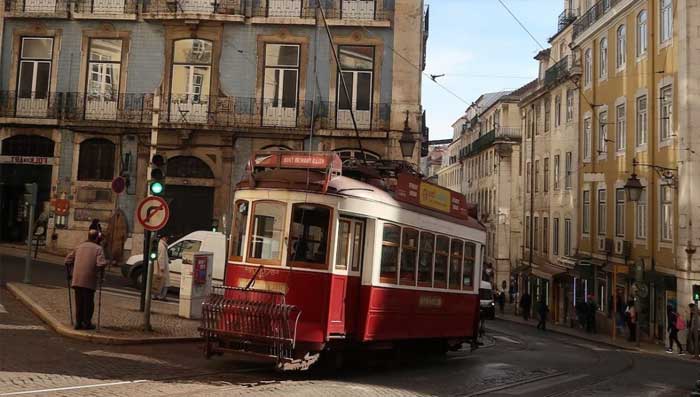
[153,235,170,301]
[88,219,103,244]
[64,230,108,330]
[625,300,637,342]
[497,290,506,315]
[688,303,700,356]
[666,304,684,354]
[536,300,549,331]
[520,291,532,321]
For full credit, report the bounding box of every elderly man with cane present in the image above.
[64,229,108,330]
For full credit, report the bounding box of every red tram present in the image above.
[199,151,486,370]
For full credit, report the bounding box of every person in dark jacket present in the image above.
[536,300,549,331]
[520,291,532,321]
[497,290,506,315]
[666,304,683,354]
[65,230,108,330]
[586,295,598,333]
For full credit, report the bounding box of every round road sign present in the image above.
[136,196,170,232]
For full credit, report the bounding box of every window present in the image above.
[400,228,419,285]
[288,204,331,268]
[534,216,539,251]
[525,216,530,248]
[565,152,573,189]
[434,236,449,288]
[599,38,608,80]
[337,45,374,129]
[449,240,463,290]
[636,189,647,239]
[544,97,551,132]
[463,242,476,290]
[636,95,648,146]
[660,85,673,141]
[231,201,249,260]
[17,37,53,115]
[598,111,608,156]
[351,222,363,272]
[616,104,626,151]
[584,48,592,86]
[583,190,591,234]
[335,220,351,270]
[598,189,607,235]
[168,240,202,260]
[554,94,562,127]
[544,157,549,192]
[553,155,560,190]
[615,189,625,237]
[526,163,531,193]
[616,25,626,68]
[553,218,560,256]
[170,39,212,122]
[543,217,549,254]
[263,44,300,127]
[418,232,434,287]
[77,138,115,181]
[661,185,673,242]
[566,89,574,121]
[85,39,122,117]
[637,10,648,56]
[660,0,673,43]
[564,219,572,256]
[380,224,400,283]
[535,160,540,192]
[584,117,592,160]
[248,201,286,264]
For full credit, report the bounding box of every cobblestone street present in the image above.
[1,284,697,396]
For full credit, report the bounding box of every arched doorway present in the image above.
[160,155,215,240]
[0,135,55,242]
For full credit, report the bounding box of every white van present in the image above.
[479,280,495,320]
[121,231,226,289]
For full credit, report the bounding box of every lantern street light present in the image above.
[399,111,416,159]
[623,172,644,202]
[624,158,677,203]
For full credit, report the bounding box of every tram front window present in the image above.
[288,204,331,268]
[248,201,285,264]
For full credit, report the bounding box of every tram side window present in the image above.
[248,201,286,264]
[335,220,351,270]
[288,204,331,269]
[380,224,401,284]
[463,242,476,290]
[351,223,363,272]
[418,232,434,287]
[434,236,449,289]
[400,228,418,285]
[449,239,463,290]
[230,201,248,260]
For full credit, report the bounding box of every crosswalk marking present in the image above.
[574,343,609,352]
[0,324,46,331]
[84,350,174,366]
[502,373,589,395]
[493,335,523,344]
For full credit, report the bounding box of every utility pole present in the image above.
[23,183,38,284]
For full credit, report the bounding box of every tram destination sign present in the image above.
[0,155,54,165]
[395,173,469,219]
[253,152,342,173]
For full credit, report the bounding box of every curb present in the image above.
[6,282,202,345]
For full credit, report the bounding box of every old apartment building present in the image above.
[0,0,428,255]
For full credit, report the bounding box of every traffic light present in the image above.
[693,285,700,302]
[149,154,166,196]
[149,236,159,262]
[23,183,37,206]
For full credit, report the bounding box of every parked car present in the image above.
[121,231,226,289]
[479,280,495,320]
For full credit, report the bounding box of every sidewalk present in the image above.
[495,308,699,362]
[6,281,201,344]
[0,242,122,277]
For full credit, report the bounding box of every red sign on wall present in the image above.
[395,173,469,219]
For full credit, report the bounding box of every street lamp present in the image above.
[624,158,678,202]
[623,172,644,202]
[399,111,416,159]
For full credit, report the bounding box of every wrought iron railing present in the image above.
[557,8,578,33]
[4,0,68,14]
[142,0,243,15]
[573,0,621,39]
[322,0,392,21]
[544,55,569,87]
[74,0,137,14]
[251,0,315,18]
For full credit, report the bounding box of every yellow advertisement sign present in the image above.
[419,183,451,213]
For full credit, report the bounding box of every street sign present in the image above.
[111,176,126,194]
[136,196,170,232]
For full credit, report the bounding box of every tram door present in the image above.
[328,217,365,336]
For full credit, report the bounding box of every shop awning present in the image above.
[531,262,567,281]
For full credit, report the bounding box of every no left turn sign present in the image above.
[137,196,170,231]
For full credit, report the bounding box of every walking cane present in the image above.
[65,266,73,326]
[97,274,103,332]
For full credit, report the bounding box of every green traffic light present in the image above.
[150,181,164,195]
[150,251,157,260]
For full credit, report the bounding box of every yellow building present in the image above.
[571,0,682,341]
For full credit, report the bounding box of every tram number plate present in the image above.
[418,295,443,309]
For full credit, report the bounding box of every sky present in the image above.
[422,0,563,140]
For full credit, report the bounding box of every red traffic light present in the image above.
[151,154,166,167]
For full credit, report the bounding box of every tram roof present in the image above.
[237,169,485,231]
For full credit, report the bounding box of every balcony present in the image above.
[573,0,622,39]
[250,0,315,20]
[323,0,392,26]
[73,0,137,18]
[4,0,69,17]
[142,0,244,20]
[544,55,569,87]
[557,8,578,33]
